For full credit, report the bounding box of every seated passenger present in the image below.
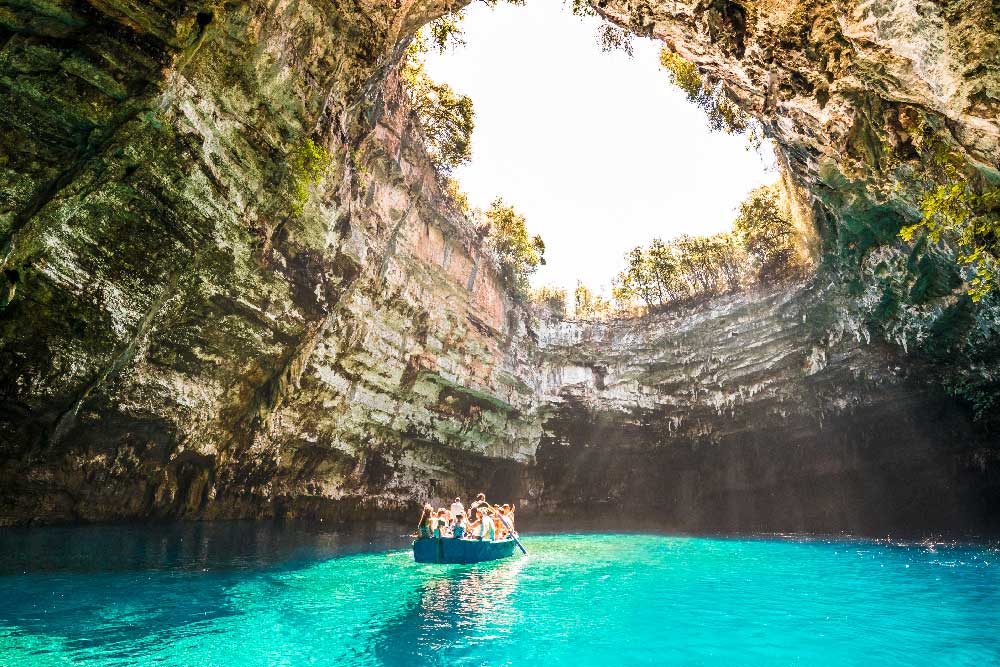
[418,503,434,539]
[476,507,495,541]
[468,493,487,518]
[450,497,465,519]
[435,508,449,538]
[452,512,468,538]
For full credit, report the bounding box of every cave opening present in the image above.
[411,0,799,318]
[0,0,996,542]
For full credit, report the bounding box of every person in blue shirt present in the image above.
[452,512,468,538]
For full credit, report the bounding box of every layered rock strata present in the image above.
[532,282,999,534]
[596,0,1000,405]
[0,0,997,531]
[0,0,540,524]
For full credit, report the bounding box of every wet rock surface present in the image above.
[0,0,997,532]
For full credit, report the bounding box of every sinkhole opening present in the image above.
[406,0,813,320]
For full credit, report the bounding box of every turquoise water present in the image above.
[1,525,998,666]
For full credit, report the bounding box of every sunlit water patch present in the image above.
[1,525,998,665]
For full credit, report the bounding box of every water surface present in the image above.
[1,524,997,665]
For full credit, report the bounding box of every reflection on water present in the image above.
[1,526,999,666]
[374,557,528,664]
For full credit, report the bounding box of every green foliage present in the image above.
[611,182,803,313]
[289,138,331,216]
[659,47,759,144]
[574,282,613,319]
[612,233,747,311]
[403,58,475,176]
[442,176,470,213]
[900,180,1000,302]
[403,16,476,178]
[597,24,634,56]
[530,285,568,318]
[569,0,634,55]
[659,49,702,99]
[733,183,799,281]
[410,13,467,55]
[484,198,545,300]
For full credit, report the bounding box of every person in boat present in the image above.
[435,508,450,538]
[499,504,514,534]
[475,506,496,541]
[450,497,465,519]
[452,512,468,538]
[418,503,434,539]
[469,493,487,516]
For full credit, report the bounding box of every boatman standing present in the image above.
[450,496,465,519]
[469,492,487,516]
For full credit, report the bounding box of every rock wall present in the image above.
[597,0,1000,407]
[0,0,997,532]
[0,0,541,524]
[531,282,999,534]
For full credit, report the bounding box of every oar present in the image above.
[495,513,527,555]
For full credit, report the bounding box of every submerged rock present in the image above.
[0,0,996,532]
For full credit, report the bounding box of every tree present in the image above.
[659,47,759,143]
[733,183,798,282]
[611,230,754,314]
[574,282,613,319]
[402,16,475,178]
[710,233,746,290]
[484,198,545,300]
[442,176,470,213]
[403,59,474,176]
[530,286,568,319]
[647,239,679,303]
[900,180,1000,302]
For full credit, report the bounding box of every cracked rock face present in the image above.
[0,0,997,531]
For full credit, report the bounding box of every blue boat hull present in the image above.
[412,538,517,564]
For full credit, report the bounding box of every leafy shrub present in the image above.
[659,48,759,142]
[733,183,799,282]
[290,138,331,216]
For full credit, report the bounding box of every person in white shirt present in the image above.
[450,497,465,519]
[476,507,495,541]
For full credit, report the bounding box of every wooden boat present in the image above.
[412,537,517,564]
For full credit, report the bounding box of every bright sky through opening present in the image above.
[422,0,776,295]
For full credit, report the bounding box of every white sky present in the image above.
[422,0,776,295]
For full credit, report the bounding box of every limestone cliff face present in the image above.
[0,0,541,524]
[597,0,1000,405]
[532,282,998,533]
[0,0,997,531]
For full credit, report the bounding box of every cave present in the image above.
[0,0,998,539]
